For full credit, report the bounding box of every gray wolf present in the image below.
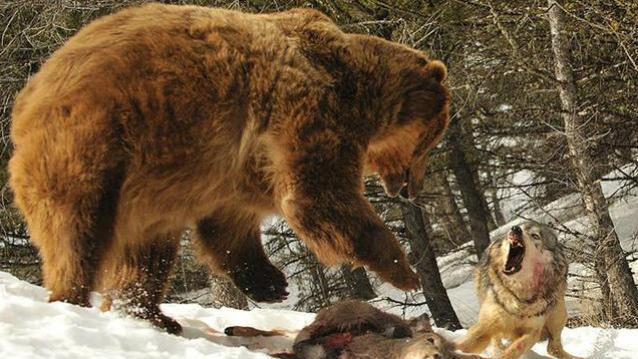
[456,222,583,359]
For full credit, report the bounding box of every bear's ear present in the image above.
[424,60,447,83]
[397,59,449,124]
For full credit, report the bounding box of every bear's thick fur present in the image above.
[9,4,449,333]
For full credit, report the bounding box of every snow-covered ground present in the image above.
[1,269,638,359]
[1,165,636,358]
[0,271,311,359]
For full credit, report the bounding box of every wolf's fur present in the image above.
[456,222,583,359]
[336,332,460,359]
[8,4,450,333]
[291,300,439,358]
[294,299,424,344]
[225,300,482,358]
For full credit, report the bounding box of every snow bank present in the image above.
[1,271,637,358]
[0,271,302,359]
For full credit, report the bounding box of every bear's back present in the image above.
[10,4,339,146]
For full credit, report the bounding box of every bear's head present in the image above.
[364,50,450,201]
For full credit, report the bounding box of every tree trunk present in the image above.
[341,265,376,300]
[486,169,507,226]
[400,201,461,330]
[473,169,498,231]
[312,262,332,309]
[210,276,248,310]
[548,0,638,326]
[447,120,492,257]
[431,170,471,246]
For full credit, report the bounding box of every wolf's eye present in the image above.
[531,233,541,240]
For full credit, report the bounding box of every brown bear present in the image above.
[8,3,449,334]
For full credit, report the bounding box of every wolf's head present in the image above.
[493,222,560,277]
[399,332,457,359]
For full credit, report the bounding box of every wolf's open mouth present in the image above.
[503,235,525,275]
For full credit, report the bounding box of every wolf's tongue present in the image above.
[504,256,518,273]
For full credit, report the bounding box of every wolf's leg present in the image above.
[545,300,584,359]
[456,322,491,354]
[224,326,286,337]
[100,234,181,334]
[194,209,288,303]
[272,131,419,291]
[490,336,506,357]
[498,330,541,359]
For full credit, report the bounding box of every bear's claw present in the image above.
[373,261,421,291]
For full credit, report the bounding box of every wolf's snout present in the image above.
[510,225,522,238]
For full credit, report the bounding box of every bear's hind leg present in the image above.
[9,108,125,307]
[194,209,288,303]
[100,234,182,334]
[13,165,122,307]
[35,209,113,307]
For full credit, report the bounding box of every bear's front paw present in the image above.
[232,262,289,303]
[385,266,421,291]
[371,258,421,291]
[352,225,421,291]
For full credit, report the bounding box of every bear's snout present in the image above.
[381,172,406,198]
